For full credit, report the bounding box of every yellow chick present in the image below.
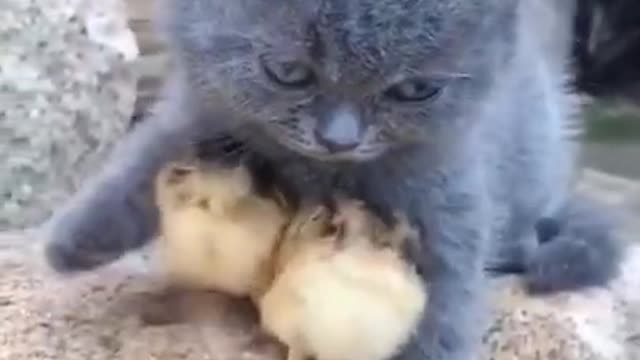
[259,199,428,360]
[154,160,289,299]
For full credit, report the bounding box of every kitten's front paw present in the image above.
[42,191,154,273]
[525,209,622,293]
[525,234,619,294]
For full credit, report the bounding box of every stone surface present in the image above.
[0,0,139,230]
[0,170,638,360]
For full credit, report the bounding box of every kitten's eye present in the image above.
[262,58,316,88]
[384,78,442,102]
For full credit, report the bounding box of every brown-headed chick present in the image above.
[258,199,428,360]
[154,160,290,300]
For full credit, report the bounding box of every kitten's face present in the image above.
[166,0,518,162]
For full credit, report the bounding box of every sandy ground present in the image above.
[0,231,284,360]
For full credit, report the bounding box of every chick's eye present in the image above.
[262,58,316,88]
[384,78,442,102]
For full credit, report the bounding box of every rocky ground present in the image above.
[0,169,638,360]
[0,0,138,229]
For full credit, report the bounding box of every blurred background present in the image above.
[572,0,640,179]
[1,0,639,230]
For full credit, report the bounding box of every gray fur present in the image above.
[524,195,624,294]
[42,1,623,359]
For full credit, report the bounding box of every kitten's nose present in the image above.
[315,105,362,153]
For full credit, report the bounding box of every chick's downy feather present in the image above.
[260,200,427,360]
[155,161,289,298]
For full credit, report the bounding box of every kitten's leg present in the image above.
[484,194,625,293]
[394,169,489,360]
[41,75,226,273]
[525,194,625,294]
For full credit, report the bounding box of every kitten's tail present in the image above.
[490,196,626,294]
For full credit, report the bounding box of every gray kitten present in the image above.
[42,0,623,359]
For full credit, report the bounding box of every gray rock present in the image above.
[0,0,139,230]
